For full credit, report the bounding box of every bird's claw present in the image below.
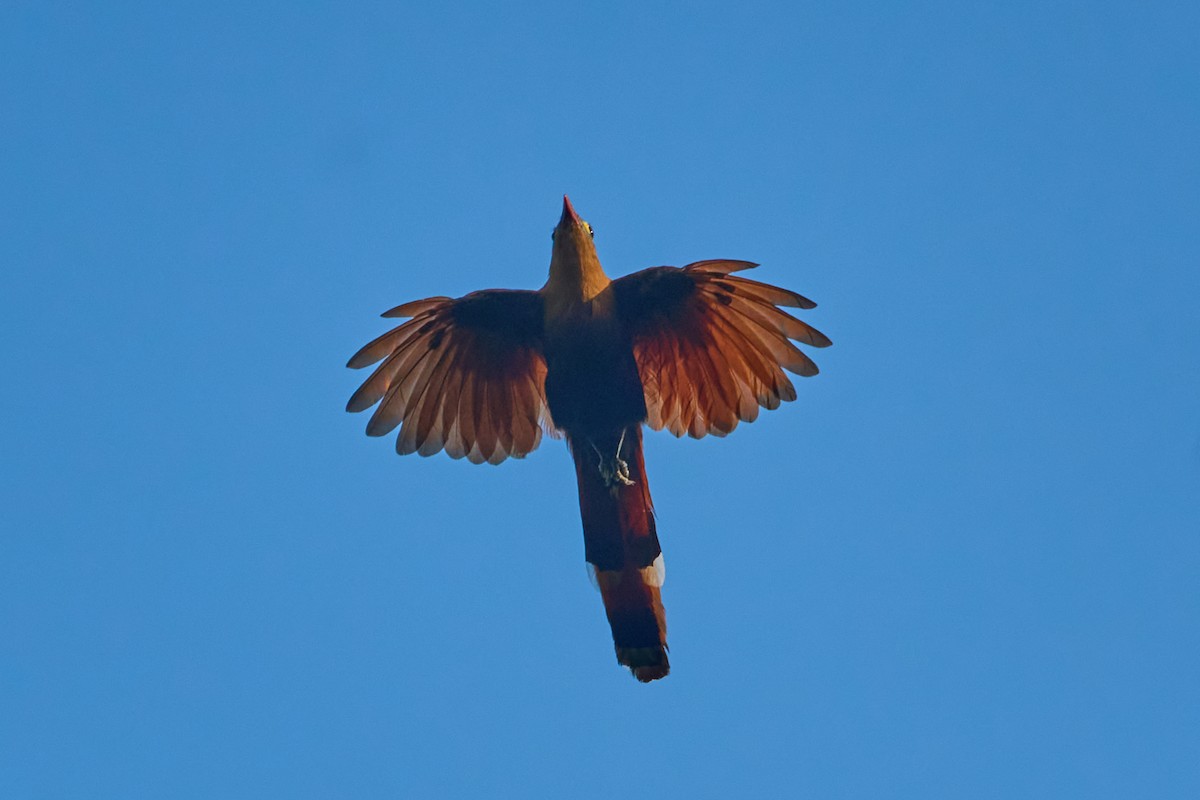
[593,431,635,488]
[599,456,635,488]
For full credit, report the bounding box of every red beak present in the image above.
[560,195,580,227]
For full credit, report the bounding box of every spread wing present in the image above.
[346,289,552,464]
[612,260,831,439]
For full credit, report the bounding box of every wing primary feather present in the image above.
[688,320,739,437]
[456,370,479,462]
[659,333,691,436]
[349,290,548,463]
[411,340,461,457]
[395,338,457,454]
[701,311,763,427]
[436,340,471,459]
[707,305,784,411]
[365,345,434,437]
[709,301,798,403]
[347,319,449,412]
[676,334,714,438]
[508,378,532,456]
[490,363,518,462]
[730,294,830,347]
[380,297,452,318]
[481,371,505,464]
[372,326,453,438]
[700,310,751,434]
[776,313,832,348]
[507,364,535,458]
[721,275,816,309]
[347,318,426,369]
[472,372,496,465]
[724,297,822,376]
[682,259,759,275]
[512,374,541,456]
[346,347,404,412]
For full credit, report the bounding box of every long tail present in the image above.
[569,426,669,682]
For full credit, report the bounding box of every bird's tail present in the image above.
[569,426,669,682]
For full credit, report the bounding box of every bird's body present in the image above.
[347,197,830,681]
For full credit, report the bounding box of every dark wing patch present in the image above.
[347,289,552,464]
[612,261,829,439]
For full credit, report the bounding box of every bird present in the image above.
[346,196,830,682]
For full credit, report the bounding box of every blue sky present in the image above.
[3,1,1197,797]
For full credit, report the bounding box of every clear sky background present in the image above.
[3,2,1197,797]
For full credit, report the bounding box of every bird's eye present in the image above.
[584,222,594,238]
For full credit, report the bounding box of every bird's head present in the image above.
[546,195,608,301]
[552,194,597,257]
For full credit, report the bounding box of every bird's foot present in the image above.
[592,433,636,488]
[598,455,635,488]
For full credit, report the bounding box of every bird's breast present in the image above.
[542,310,647,437]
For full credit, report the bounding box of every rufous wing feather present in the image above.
[612,261,830,439]
[346,290,552,464]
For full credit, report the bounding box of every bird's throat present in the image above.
[543,234,611,321]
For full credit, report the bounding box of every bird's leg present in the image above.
[612,428,633,486]
[590,431,635,488]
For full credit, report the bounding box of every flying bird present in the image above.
[346,196,830,682]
